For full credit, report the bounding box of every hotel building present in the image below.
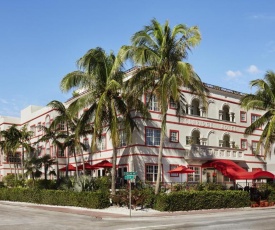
[0,69,274,186]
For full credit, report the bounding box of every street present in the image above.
[0,201,275,230]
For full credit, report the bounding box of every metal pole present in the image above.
[129,179,132,217]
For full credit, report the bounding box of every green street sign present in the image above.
[124,172,137,176]
[124,175,135,180]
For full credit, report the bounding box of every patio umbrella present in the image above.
[92,160,113,168]
[77,162,99,170]
[59,164,76,172]
[168,165,195,183]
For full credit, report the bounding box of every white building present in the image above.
[0,71,274,187]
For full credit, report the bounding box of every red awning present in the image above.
[92,160,113,168]
[77,163,99,170]
[59,164,76,171]
[167,165,195,174]
[202,159,274,180]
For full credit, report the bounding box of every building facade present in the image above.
[0,73,274,186]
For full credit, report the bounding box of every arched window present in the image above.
[192,130,200,145]
[191,99,200,116]
[222,105,230,121]
[223,134,230,148]
[45,115,50,128]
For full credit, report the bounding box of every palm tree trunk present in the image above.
[66,148,70,178]
[66,126,70,178]
[44,164,48,180]
[21,147,25,180]
[111,146,118,195]
[155,130,164,194]
[73,149,79,180]
[80,147,86,175]
[55,146,60,179]
[155,114,167,195]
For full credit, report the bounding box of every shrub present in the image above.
[154,190,250,211]
[0,188,110,209]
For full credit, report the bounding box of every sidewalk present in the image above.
[1,200,275,220]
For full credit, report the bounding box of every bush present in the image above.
[25,179,56,189]
[0,188,110,209]
[111,187,156,209]
[154,190,250,211]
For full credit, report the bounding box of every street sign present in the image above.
[124,172,137,176]
[124,175,135,180]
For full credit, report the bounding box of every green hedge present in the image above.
[155,190,250,211]
[0,188,110,209]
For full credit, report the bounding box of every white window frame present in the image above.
[146,94,159,111]
[145,164,160,182]
[97,135,106,151]
[119,130,127,147]
[146,128,161,146]
[170,130,179,143]
[187,166,201,182]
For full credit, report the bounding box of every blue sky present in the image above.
[0,1,275,117]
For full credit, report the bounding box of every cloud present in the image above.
[0,99,8,104]
[246,65,260,74]
[226,70,242,79]
[251,14,275,20]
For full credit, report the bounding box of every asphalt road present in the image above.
[0,201,275,230]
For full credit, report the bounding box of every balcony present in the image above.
[183,145,243,160]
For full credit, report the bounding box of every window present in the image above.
[45,143,50,155]
[222,105,230,121]
[252,141,259,155]
[186,136,192,145]
[145,164,160,182]
[146,94,159,111]
[30,125,36,136]
[240,111,247,122]
[36,146,42,157]
[169,164,179,177]
[251,114,260,123]
[241,139,247,150]
[191,130,200,145]
[57,147,65,157]
[45,116,50,128]
[170,130,179,143]
[97,135,106,151]
[59,121,65,131]
[224,176,232,182]
[223,134,230,148]
[68,146,74,157]
[119,130,127,147]
[83,139,90,152]
[187,166,200,182]
[191,99,200,116]
[37,122,41,132]
[169,98,177,109]
[7,153,21,163]
[146,128,160,146]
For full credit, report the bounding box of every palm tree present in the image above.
[40,154,56,180]
[47,100,75,177]
[19,125,34,179]
[24,156,43,185]
[118,19,208,194]
[0,125,22,180]
[63,115,91,180]
[240,71,275,159]
[60,47,150,195]
[37,125,67,180]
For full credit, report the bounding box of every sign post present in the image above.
[124,172,137,217]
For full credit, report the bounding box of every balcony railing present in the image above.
[183,145,243,160]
